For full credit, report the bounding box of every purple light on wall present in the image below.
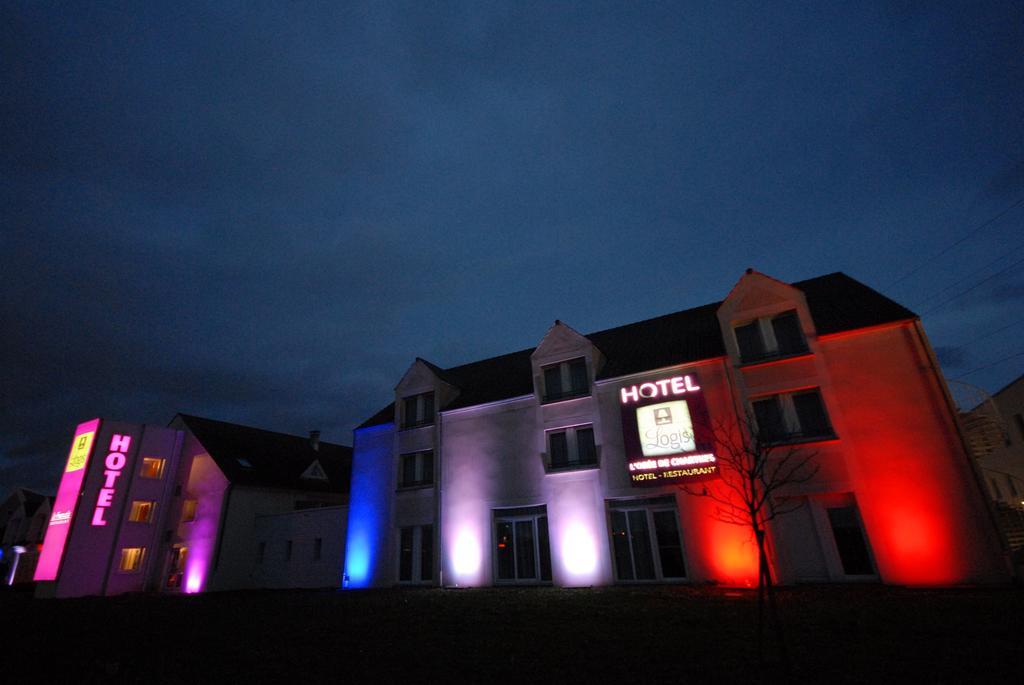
[178,452,229,594]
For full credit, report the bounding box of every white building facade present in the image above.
[344,271,1010,589]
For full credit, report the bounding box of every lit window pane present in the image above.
[128,500,156,523]
[140,458,166,479]
[119,547,146,572]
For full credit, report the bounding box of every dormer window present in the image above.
[734,310,808,364]
[541,358,589,403]
[401,391,435,429]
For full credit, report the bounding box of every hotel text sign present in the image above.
[620,374,719,487]
[91,433,132,526]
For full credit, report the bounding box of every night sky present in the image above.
[3,2,1023,496]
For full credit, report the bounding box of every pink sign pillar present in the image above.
[35,419,102,581]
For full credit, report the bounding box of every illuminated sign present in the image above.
[34,419,101,581]
[620,374,719,487]
[91,433,132,526]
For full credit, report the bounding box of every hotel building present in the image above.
[35,414,350,598]
[344,270,1009,588]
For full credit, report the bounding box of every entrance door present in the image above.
[609,498,687,582]
[165,546,188,589]
[493,507,552,583]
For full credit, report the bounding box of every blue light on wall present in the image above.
[343,422,394,588]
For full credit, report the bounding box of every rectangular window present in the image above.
[401,392,435,429]
[826,505,874,576]
[257,541,266,563]
[1015,413,1024,442]
[313,537,323,561]
[140,457,166,479]
[608,498,686,582]
[128,500,157,523]
[494,506,552,583]
[752,389,834,444]
[752,397,786,443]
[735,311,809,364]
[546,425,598,471]
[398,525,433,584]
[991,477,1003,499]
[181,499,197,523]
[791,391,832,438]
[734,321,765,362]
[541,357,589,403]
[285,540,293,562]
[399,451,434,488]
[771,311,807,356]
[118,547,146,573]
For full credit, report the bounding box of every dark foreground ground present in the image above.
[3,584,1022,683]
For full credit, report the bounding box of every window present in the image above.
[401,392,435,429]
[771,311,807,356]
[991,477,1003,499]
[826,505,874,576]
[546,425,598,470]
[257,541,266,563]
[398,524,434,583]
[493,506,551,583]
[541,357,589,403]
[751,389,834,444]
[1015,413,1024,442]
[181,499,197,523]
[734,321,765,361]
[608,498,686,582]
[734,310,808,363]
[140,457,166,479]
[128,500,157,523]
[399,450,434,488]
[285,540,293,562]
[313,537,323,561]
[166,546,187,588]
[118,547,146,573]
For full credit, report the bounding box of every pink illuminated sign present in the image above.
[620,374,719,486]
[91,433,132,526]
[34,419,101,581]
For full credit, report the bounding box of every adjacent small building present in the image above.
[344,270,1010,589]
[0,488,53,585]
[963,374,1024,553]
[34,414,351,598]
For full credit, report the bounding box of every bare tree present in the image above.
[682,411,820,664]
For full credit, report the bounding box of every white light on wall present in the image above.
[452,529,482,580]
[561,523,598,578]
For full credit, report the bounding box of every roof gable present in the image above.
[174,414,352,494]
[357,272,917,427]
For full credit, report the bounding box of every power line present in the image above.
[886,195,1024,289]
[949,351,1024,380]
[922,253,1024,315]
[972,320,1024,345]
[911,240,1024,308]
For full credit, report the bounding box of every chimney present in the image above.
[309,430,321,451]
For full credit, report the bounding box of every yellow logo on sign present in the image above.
[65,431,96,472]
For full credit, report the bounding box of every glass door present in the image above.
[494,508,552,583]
[609,499,686,582]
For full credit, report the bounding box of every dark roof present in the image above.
[175,414,352,495]
[358,272,916,428]
[21,489,49,514]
